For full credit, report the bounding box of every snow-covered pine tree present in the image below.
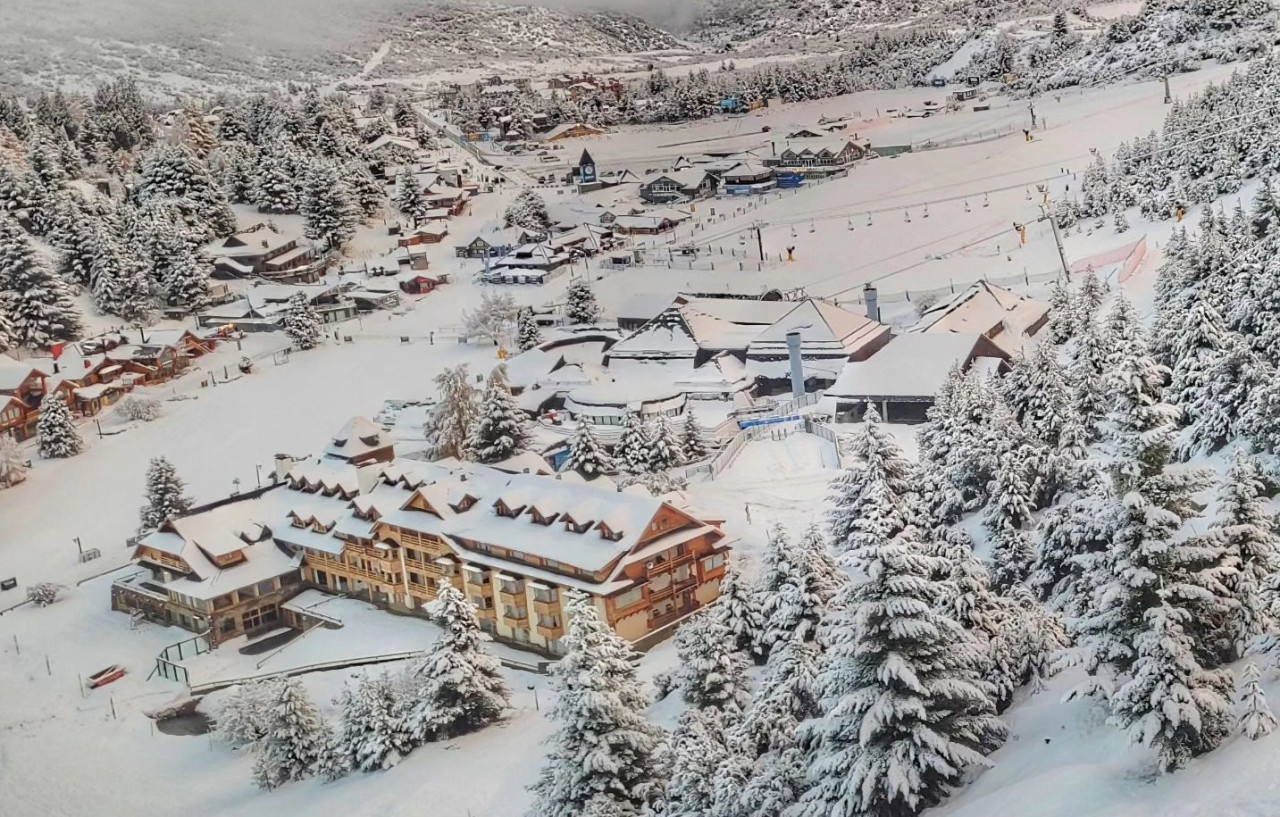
[0,295,12,354]
[516,306,542,351]
[527,594,664,817]
[283,292,322,350]
[138,456,193,534]
[757,526,826,655]
[0,213,81,348]
[674,610,750,715]
[716,639,821,817]
[252,678,334,789]
[1169,298,1234,457]
[984,447,1038,593]
[1113,209,1130,233]
[826,403,914,562]
[665,708,729,817]
[161,244,212,312]
[465,365,528,464]
[405,582,511,743]
[301,160,358,251]
[679,409,707,462]
[0,432,27,488]
[178,102,218,159]
[36,394,83,459]
[503,188,551,231]
[615,411,652,474]
[251,145,301,213]
[565,277,601,325]
[423,365,479,460]
[1029,467,1116,614]
[930,527,1004,640]
[564,418,614,477]
[1068,309,1109,440]
[715,557,764,662]
[985,586,1070,709]
[134,143,235,238]
[341,161,383,218]
[395,172,426,224]
[1110,602,1234,773]
[1238,661,1277,740]
[1102,290,1147,373]
[1211,448,1280,660]
[646,415,682,471]
[798,523,845,606]
[332,672,411,773]
[1072,267,1107,333]
[1072,341,1219,696]
[216,680,272,747]
[792,525,1007,817]
[1045,277,1078,344]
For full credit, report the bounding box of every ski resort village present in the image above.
[12,0,1280,815]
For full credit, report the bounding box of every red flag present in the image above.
[51,343,64,360]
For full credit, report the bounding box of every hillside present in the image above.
[371,2,685,78]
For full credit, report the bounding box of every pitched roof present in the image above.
[911,281,1050,356]
[0,357,41,392]
[324,416,392,462]
[640,168,714,190]
[828,333,992,400]
[747,300,887,359]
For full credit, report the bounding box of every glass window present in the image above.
[702,553,725,572]
[614,587,642,609]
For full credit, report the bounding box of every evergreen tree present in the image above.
[1110,603,1234,773]
[215,680,272,747]
[301,160,359,251]
[1211,449,1280,659]
[646,416,682,471]
[0,214,81,348]
[674,611,751,715]
[89,233,151,323]
[985,586,1070,709]
[1169,298,1233,457]
[423,365,479,460]
[134,143,235,238]
[52,195,100,286]
[665,709,729,817]
[138,456,193,534]
[1045,277,1077,344]
[251,678,334,790]
[405,583,510,742]
[528,594,663,817]
[161,245,212,312]
[1238,661,1277,740]
[465,365,528,464]
[252,144,301,213]
[615,412,652,474]
[0,432,27,488]
[793,526,1007,817]
[178,102,219,158]
[332,673,411,773]
[395,171,426,224]
[826,404,914,562]
[503,188,551,231]
[566,277,601,324]
[342,161,384,218]
[283,292,322,350]
[516,306,542,351]
[36,394,83,459]
[757,526,826,654]
[1072,267,1107,332]
[715,557,765,662]
[680,410,707,462]
[1102,291,1146,373]
[1068,311,1109,438]
[564,418,614,477]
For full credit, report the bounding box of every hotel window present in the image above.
[500,578,524,595]
[533,586,558,604]
[504,604,528,620]
[213,595,233,611]
[409,571,424,587]
[313,569,328,587]
[538,614,560,629]
[702,553,725,572]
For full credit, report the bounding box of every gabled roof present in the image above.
[640,168,714,190]
[911,281,1050,356]
[325,416,392,462]
[364,135,419,154]
[747,300,887,359]
[0,358,43,392]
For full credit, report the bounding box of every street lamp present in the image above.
[527,683,539,711]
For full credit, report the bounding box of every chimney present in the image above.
[273,454,295,483]
[786,331,805,398]
[864,283,880,322]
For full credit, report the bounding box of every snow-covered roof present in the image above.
[828,333,992,400]
[776,137,859,157]
[566,381,684,410]
[672,352,753,394]
[543,122,605,140]
[0,357,41,392]
[746,300,887,360]
[640,168,714,190]
[324,416,392,462]
[617,293,680,324]
[364,135,419,154]
[204,227,298,259]
[911,281,1050,357]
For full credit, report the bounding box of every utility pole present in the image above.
[753,221,764,262]
[1028,99,1037,129]
[1040,204,1071,280]
[1162,74,1172,105]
